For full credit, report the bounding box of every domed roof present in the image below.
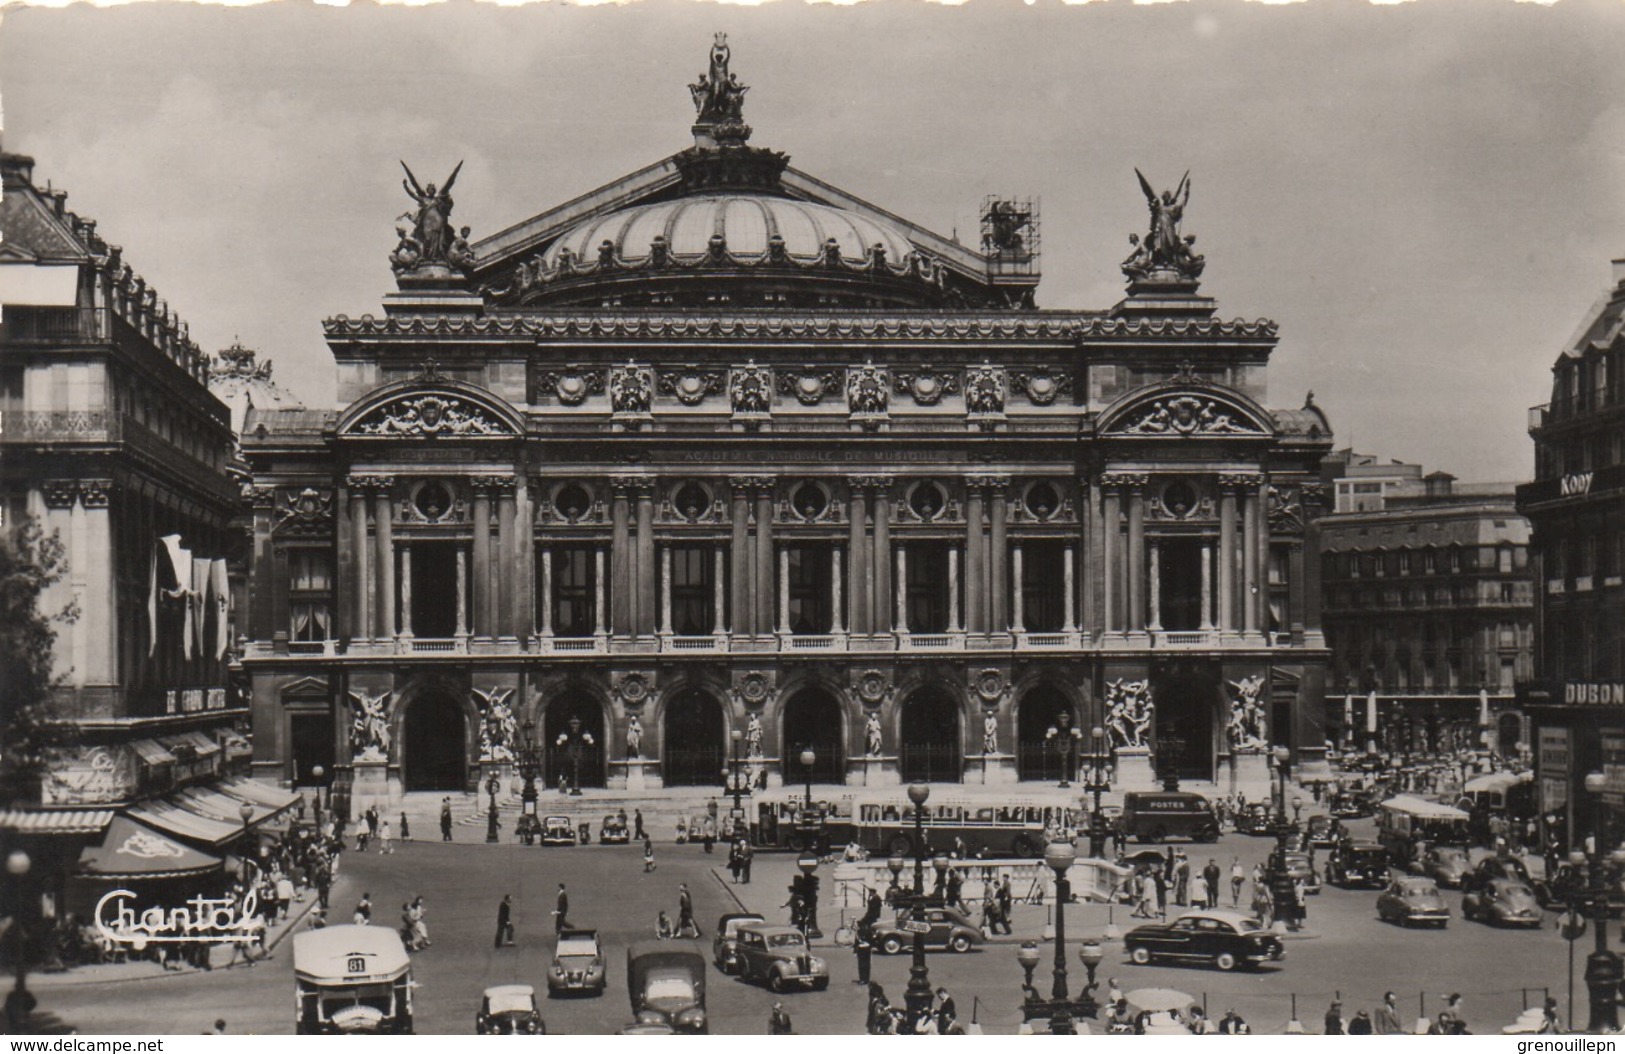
[542,193,919,270]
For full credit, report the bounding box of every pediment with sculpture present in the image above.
[1097,381,1273,441]
[336,370,524,441]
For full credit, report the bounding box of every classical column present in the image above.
[347,477,371,642]
[1242,476,1261,637]
[1147,542,1162,633]
[964,481,986,635]
[989,478,1010,634]
[1080,476,1097,639]
[374,479,396,640]
[778,545,791,635]
[455,547,468,637]
[399,542,413,638]
[1217,477,1238,636]
[873,481,892,632]
[730,478,751,636]
[1257,477,1272,638]
[753,478,775,637]
[1301,483,1327,644]
[712,547,728,636]
[495,476,517,638]
[1102,479,1121,635]
[948,546,963,633]
[610,482,631,638]
[1063,545,1077,634]
[472,479,492,639]
[1009,545,1024,634]
[1288,539,1306,640]
[831,547,845,634]
[635,477,657,640]
[539,547,554,639]
[847,480,870,637]
[1199,544,1214,631]
[1125,475,1147,633]
[660,545,673,636]
[514,476,535,642]
[593,548,608,639]
[894,545,909,633]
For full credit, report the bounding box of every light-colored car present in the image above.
[548,929,606,996]
[1375,877,1450,927]
[1415,846,1473,889]
[712,912,766,975]
[872,906,983,955]
[476,984,545,1034]
[732,924,829,993]
[1462,879,1544,928]
[541,815,576,847]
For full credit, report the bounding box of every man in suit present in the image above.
[440,798,453,842]
[494,894,514,948]
[554,883,569,934]
[676,883,700,938]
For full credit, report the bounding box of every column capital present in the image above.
[624,474,658,493]
[245,483,277,510]
[488,474,517,494]
[78,479,114,509]
[348,474,394,494]
[846,475,891,490]
[729,475,776,494]
[1100,471,1149,492]
[1218,471,1265,491]
[41,480,79,509]
[965,474,1011,490]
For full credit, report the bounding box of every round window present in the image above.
[1026,482,1060,521]
[792,482,829,520]
[674,482,710,521]
[1163,480,1197,518]
[414,482,452,521]
[909,481,947,520]
[554,483,591,522]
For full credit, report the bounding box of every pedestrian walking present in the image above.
[740,840,753,884]
[1173,851,1190,906]
[1189,870,1207,914]
[440,798,453,842]
[494,894,515,948]
[935,987,959,1034]
[354,892,373,926]
[275,873,295,920]
[314,863,331,911]
[634,808,646,841]
[1151,868,1168,916]
[399,811,410,841]
[702,817,715,855]
[366,805,379,840]
[728,840,743,883]
[768,1001,793,1035]
[676,883,700,938]
[378,817,394,854]
[995,875,1014,934]
[554,883,569,934]
[1230,857,1245,907]
[946,867,964,911]
[1132,872,1156,919]
[643,836,656,872]
[854,893,878,985]
[1324,1000,1344,1035]
[409,897,430,949]
[1202,859,1221,909]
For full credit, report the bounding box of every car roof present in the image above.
[485,984,536,998]
[544,815,572,824]
[1174,910,1259,927]
[557,928,598,941]
[718,912,765,925]
[740,923,803,937]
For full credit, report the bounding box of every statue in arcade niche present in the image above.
[982,710,999,755]
[864,712,884,757]
[1226,675,1269,753]
[625,715,644,759]
[349,690,392,762]
[475,688,517,762]
[745,712,764,759]
[1122,169,1205,282]
[399,160,463,266]
[1104,679,1153,751]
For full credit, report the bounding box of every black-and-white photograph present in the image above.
[2,0,1624,1038]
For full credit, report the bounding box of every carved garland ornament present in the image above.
[892,370,959,406]
[777,368,840,406]
[657,367,726,406]
[355,395,508,437]
[536,368,606,406]
[850,670,894,709]
[1010,370,1073,406]
[970,668,1012,706]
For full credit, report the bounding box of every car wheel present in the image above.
[949,934,973,953]
[813,978,829,992]
[769,971,788,994]
[1129,946,1152,966]
[1214,952,1237,972]
[881,936,904,955]
[1011,835,1039,858]
[786,835,806,853]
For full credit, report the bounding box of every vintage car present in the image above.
[1124,910,1284,971]
[1235,802,1277,836]
[475,984,546,1035]
[548,929,606,996]
[732,923,830,993]
[541,815,577,847]
[1326,841,1390,889]
[1414,846,1474,889]
[294,924,414,1035]
[1462,878,1544,928]
[1304,815,1339,849]
[712,912,766,975]
[626,940,707,1034]
[1282,852,1322,894]
[1541,862,1625,914]
[1329,792,1373,820]
[1375,876,1450,927]
[871,906,984,955]
[600,814,630,845]
[1463,856,1548,902]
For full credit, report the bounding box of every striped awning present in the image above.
[216,777,303,815]
[180,731,221,757]
[127,798,245,846]
[130,738,177,767]
[0,810,114,835]
[77,816,221,880]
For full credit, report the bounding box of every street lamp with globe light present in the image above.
[796,853,823,939]
[1085,725,1110,859]
[238,802,256,884]
[6,850,35,1035]
[1016,841,1100,1033]
[902,783,934,1032]
[1269,746,1299,931]
[886,854,905,903]
[1581,771,1622,1033]
[311,764,326,827]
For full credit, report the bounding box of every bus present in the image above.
[293,924,414,1034]
[755,791,1082,858]
[1376,795,1471,867]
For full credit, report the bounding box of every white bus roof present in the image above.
[293,924,410,983]
[1379,795,1469,820]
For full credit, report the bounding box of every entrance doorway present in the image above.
[289,711,334,788]
[899,689,961,782]
[781,689,845,784]
[545,693,605,789]
[1153,665,1217,782]
[410,543,461,639]
[663,690,725,787]
[1016,685,1076,782]
[403,690,468,791]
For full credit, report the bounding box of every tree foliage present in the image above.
[0,520,75,808]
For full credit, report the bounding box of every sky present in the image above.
[3,0,1624,483]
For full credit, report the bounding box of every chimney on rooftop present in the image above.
[1423,471,1456,499]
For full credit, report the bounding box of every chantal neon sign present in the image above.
[94,888,261,949]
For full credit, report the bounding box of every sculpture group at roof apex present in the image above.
[392,160,476,276]
[689,33,751,146]
[1121,169,1206,284]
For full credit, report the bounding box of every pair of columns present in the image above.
[1099,471,1269,637]
[537,548,608,639]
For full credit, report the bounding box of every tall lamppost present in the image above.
[238,802,255,884]
[1268,745,1298,930]
[6,850,34,1035]
[902,783,934,1033]
[311,764,326,829]
[1085,726,1110,859]
[516,720,543,846]
[557,715,592,797]
[1016,841,1101,1033]
[796,853,822,939]
[1046,713,1083,789]
[728,728,745,837]
[1582,771,1622,1033]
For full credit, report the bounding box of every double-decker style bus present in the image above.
[755,791,1081,858]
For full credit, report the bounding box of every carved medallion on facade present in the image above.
[273,487,335,536]
[970,668,1012,706]
[536,368,606,406]
[849,669,894,709]
[892,369,959,406]
[613,672,651,708]
[657,367,725,406]
[729,362,773,416]
[1010,369,1073,406]
[732,671,774,710]
[777,368,840,406]
[609,363,654,415]
[1267,484,1304,534]
[1119,394,1264,437]
[356,395,508,437]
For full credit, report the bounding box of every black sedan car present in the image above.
[1326,841,1390,889]
[1124,910,1284,971]
[871,907,983,955]
[475,985,546,1034]
[1235,803,1277,836]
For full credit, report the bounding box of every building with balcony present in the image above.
[238,42,1334,803]
[1319,453,1533,760]
[1517,255,1625,852]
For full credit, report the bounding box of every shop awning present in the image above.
[217,777,303,813]
[0,810,114,835]
[216,730,253,759]
[127,798,246,847]
[76,816,222,880]
[179,731,221,757]
[172,787,274,826]
[130,739,177,767]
